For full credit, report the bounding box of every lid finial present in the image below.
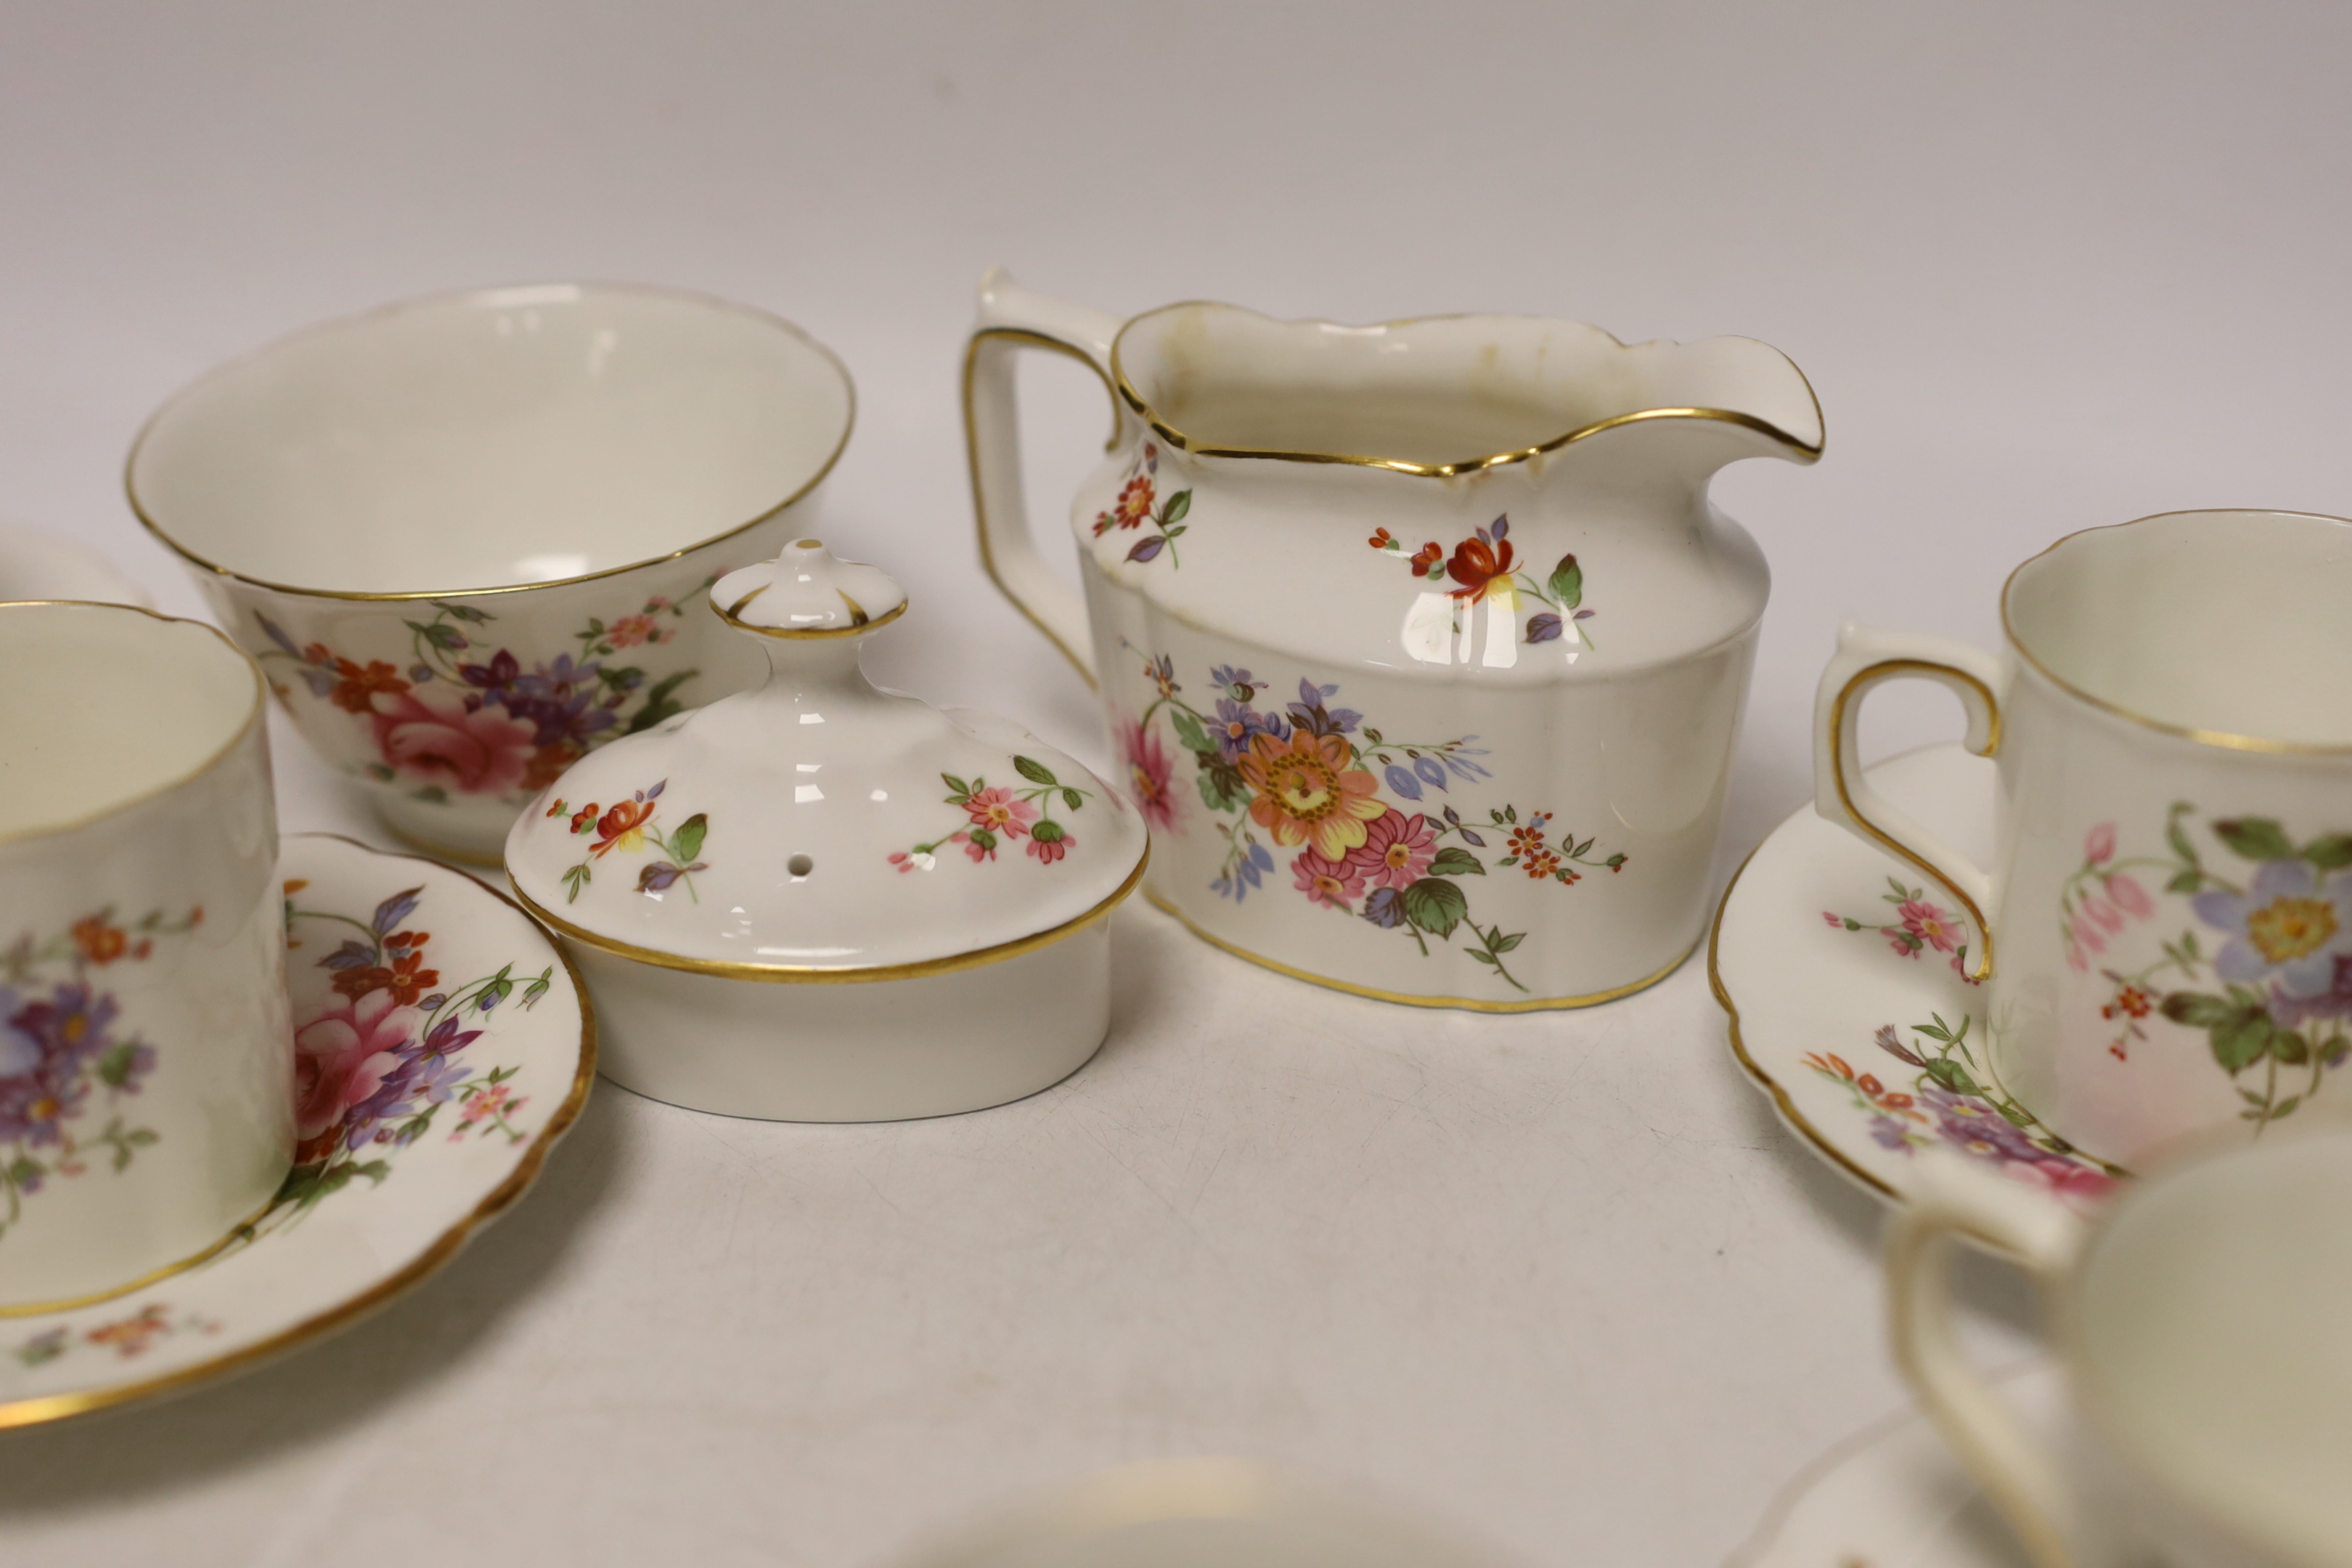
[711,539,907,639]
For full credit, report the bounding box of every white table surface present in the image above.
[4,3,2347,1561]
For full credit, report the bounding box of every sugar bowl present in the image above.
[504,541,1148,1121]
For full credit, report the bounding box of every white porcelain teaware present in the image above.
[131,282,855,864]
[504,540,1148,1122]
[965,269,1821,1010]
[1814,510,2352,1169]
[1715,743,2122,1209]
[0,601,291,1310]
[1889,1127,2352,1568]
[0,833,591,1429]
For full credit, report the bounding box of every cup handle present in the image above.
[962,267,1125,689]
[1813,622,2006,979]
[1885,1153,2088,1568]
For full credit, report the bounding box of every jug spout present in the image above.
[1106,302,1822,478]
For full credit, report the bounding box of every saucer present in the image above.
[1710,744,2121,1209]
[1726,1360,2057,1568]
[0,516,152,607]
[0,833,592,1427]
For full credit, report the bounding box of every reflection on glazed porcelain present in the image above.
[0,603,290,1312]
[965,270,1820,1008]
[1814,511,2352,1169]
[503,541,1149,1122]
[128,283,856,863]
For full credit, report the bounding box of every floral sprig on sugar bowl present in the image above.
[545,781,709,903]
[1090,442,1193,566]
[889,759,1094,872]
[0,907,191,1240]
[1369,514,1596,647]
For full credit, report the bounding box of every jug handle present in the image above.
[963,268,1124,690]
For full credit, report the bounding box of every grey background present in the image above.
[1,3,2344,1563]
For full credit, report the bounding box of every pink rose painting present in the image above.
[293,989,421,1145]
[369,685,536,796]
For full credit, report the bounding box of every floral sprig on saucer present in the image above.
[13,1302,221,1368]
[1090,442,1192,565]
[282,879,547,1213]
[1824,875,1980,983]
[1802,1014,2117,1204]
[889,758,1093,871]
[1370,514,1596,647]
[0,906,190,1241]
[547,780,710,902]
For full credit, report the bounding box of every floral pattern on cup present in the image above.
[12,1302,221,1368]
[2070,807,2352,1130]
[253,588,709,807]
[1124,648,1628,994]
[888,758,1095,871]
[1089,441,1191,566]
[280,878,544,1213]
[1824,876,1983,984]
[545,781,709,904]
[1370,514,1597,648]
[0,907,197,1241]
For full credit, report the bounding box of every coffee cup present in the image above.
[1889,1127,2352,1568]
[129,282,856,864]
[1813,510,2352,1167]
[0,600,292,1309]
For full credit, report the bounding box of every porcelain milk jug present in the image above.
[964,271,1821,1009]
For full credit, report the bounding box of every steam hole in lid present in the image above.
[788,854,814,877]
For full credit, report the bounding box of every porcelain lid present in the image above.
[503,540,1148,976]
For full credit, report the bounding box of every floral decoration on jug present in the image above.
[1371,514,1597,648]
[1121,647,1626,993]
[1090,442,1191,565]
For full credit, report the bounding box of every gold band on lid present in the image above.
[509,846,1148,982]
